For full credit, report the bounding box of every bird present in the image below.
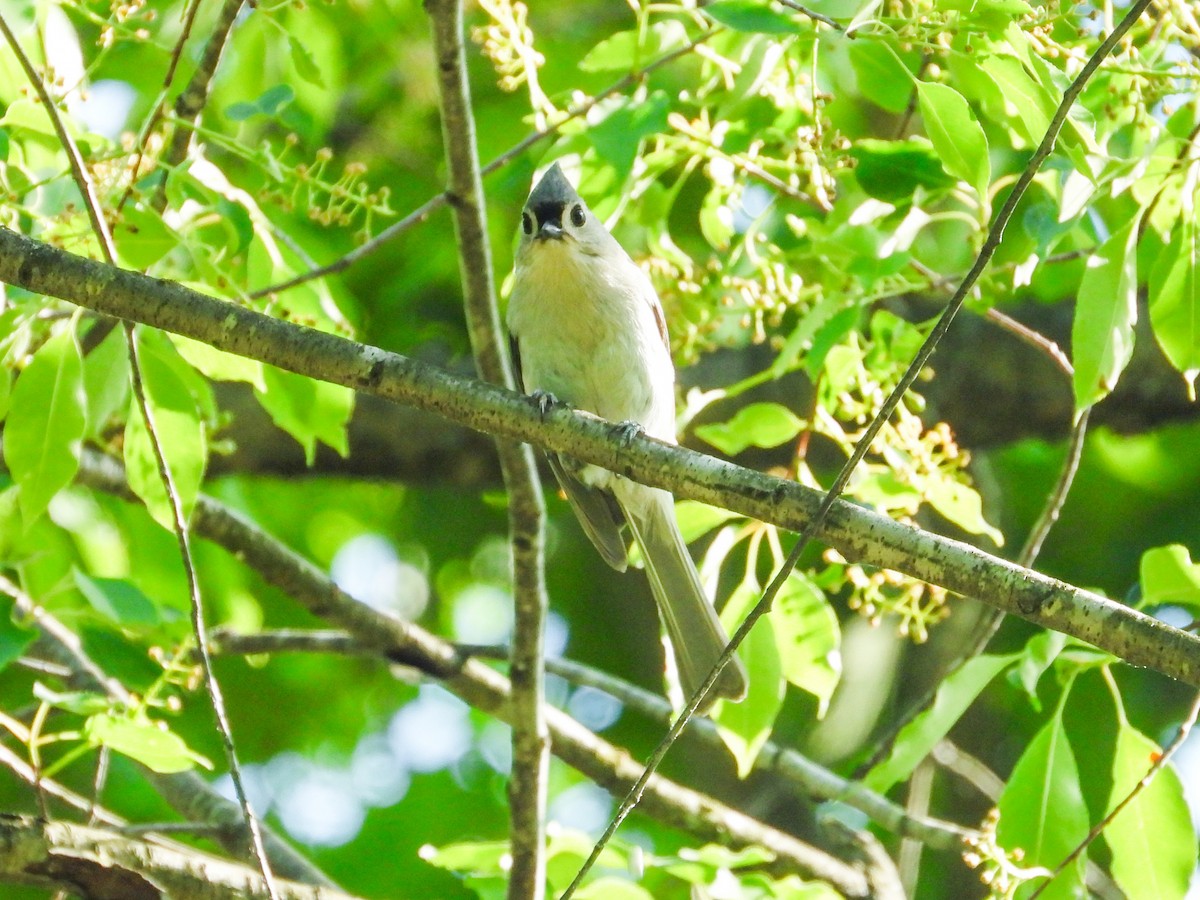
[506,162,748,709]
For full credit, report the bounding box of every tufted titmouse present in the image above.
[506,163,748,707]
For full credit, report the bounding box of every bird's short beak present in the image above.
[537,222,564,241]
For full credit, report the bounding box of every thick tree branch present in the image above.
[71,450,872,896]
[3,229,1196,686]
[426,0,550,896]
[0,815,358,900]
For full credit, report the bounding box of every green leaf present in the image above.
[216,198,255,256]
[421,839,512,874]
[113,206,179,270]
[855,469,922,513]
[226,85,295,122]
[4,327,85,524]
[773,292,848,377]
[576,879,654,900]
[589,92,670,181]
[170,335,265,390]
[579,21,688,72]
[922,474,1003,545]
[257,84,295,116]
[769,573,840,714]
[33,683,111,716]
[941,0,1032,27]
[714,581,784,776]
[694,402,805,455]
[256,366,352,464]
[849,41,915,114]
[0,98,57,138]
[0,597,35,675]
[865,652,1017,793]
[675,501,743,543]
[1139,544,1200,613]
[850,138,956,202]
[705,0,806,34]
[544,832,628,889]
[73,569,159,626]
[85,713,210,774]
[225,101,259,122]
[699,185,735,250]
[979,55,1055,149]
[124,331,208,529]
[803,306,860,380]
[916,81,990,199]
[1148,214,1200,398]
[1008,630,1066,706]
[289,35,326,88]
[997,709,1089,900]
[1072,215,1142,413]
[1106,725,1195,900]
[82,327,130,438]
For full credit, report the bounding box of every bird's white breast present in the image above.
[508,240,677,444]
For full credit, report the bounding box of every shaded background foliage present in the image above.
[0,0,1198,897]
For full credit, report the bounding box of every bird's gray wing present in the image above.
[548,455,629,572]
[510,334,629,572]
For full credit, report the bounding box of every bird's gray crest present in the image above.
[527,161,582,208]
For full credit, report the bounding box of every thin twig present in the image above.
[0,14,277,897]
[1027,688,1200,900]
[894,55,931,139]
[248,31,717,299]
[125,332,278,900]
[0,743,127,827]
[89,0,244,353]
[984,307,1074,378]
[558,2,1156,894]
[427,1,549,895]
[775,0,845,30]
[0,13,113,255]
[931,740,1005,801]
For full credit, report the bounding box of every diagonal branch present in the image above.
[2,228,1196,687]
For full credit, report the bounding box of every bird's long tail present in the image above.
[617,481,748,708]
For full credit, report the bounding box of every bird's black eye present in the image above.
[521,212,533,235]
[570,204,585,227]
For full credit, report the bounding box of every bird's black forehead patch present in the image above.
[531,201,565,229]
